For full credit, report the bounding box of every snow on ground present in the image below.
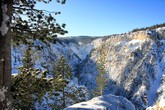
[69,43,93,60]
[65,94,135,110]
[147,42,165,106]
[158,96,165,108]
[147,61,163,106]
[91,38,103,48]
[146,96,165,110]
[127,39,145,52]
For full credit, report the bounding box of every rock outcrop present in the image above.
[65,94,135,110]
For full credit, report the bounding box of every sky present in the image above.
[36,0,165,37]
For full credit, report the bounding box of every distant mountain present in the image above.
[12,26,165,109]
[59,36,100,45]
[132,22,165,32]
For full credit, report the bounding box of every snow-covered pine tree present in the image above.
[38,80,89,110]
[12,49,52,109]
[54,56,72,108]
[42,56,88,110]
[93,44,108,97]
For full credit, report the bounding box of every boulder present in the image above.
[65,94,135,110]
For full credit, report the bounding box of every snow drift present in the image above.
[65,94,135,110]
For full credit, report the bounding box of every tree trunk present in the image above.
[62,87,66,108]
[0,0,12,109]
[62,68,66,108]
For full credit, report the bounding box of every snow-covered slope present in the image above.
[12,27,165,109]
[76,28,165,109]
[146,96,165,110]
[12,36,96,75]
[65,94,135,110]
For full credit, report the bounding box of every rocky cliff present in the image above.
[66,94,136,110]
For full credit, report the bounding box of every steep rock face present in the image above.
[12,36,96,75]
[80,39,153,109]
[65,94,135,110]
[78,28,165,109]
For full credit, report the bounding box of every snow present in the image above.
[159,96,165,108]
[147,62,162,106]
[156,26,165,31]
[12,45,25,74]
[135,84,147,96]
[128,39,144,52]
[0,3,9,36]
[147,41,165,106]
[113,39,144,53]
[65,94,135,110]
[69,43,93,60]
[146,96,165,110]
[35,80,88,110]
[92,38,103,48]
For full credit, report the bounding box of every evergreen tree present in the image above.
[22,47,34,69]
[12,46,60,109]
[42,56,88,109]
[55,56,72,80]
[0,0,67,108]
[54,56,72,108]
[38,81,89,110]
[93,44,108,97]
[11,48,52,109]
[11,68,51,109]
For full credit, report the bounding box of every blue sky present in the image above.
[37,0,165,37]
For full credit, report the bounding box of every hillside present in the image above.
[12,27,165,109]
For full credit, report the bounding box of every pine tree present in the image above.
[43,56,89,109]
[54,56,72,108]
[12,68,52,109]
[40,81,89,110]
[22,47,34,69]
[93,44,108,97]
[0,0,67,108]
[12,48,52,109]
